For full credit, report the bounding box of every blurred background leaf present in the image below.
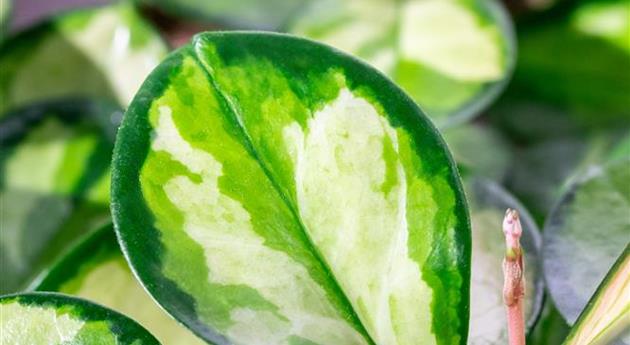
[0,100,120,293]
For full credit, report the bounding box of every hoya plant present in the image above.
[1,1,629,344]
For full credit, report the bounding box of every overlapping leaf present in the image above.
[543,157,630,342]
[0,292,159,344]
[0,2,167,116]
[562,246,630,345]
[35,224,206,345]
[112,32,471,345]
[289,0,515,127]
[0,100,119,293]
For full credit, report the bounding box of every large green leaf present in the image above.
[112,32,471,345]
[563,246,630,345]
[543,157,630,336]
[0,2,168,116]
[0,292,159,344]
[35,224,206,344]
[465,178,544,344]
[288,0,515,127]
[0,100,118,293]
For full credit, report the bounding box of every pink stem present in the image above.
[503,209,526,345]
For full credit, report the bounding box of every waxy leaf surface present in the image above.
[543,157,630,334]
[0,100,118,293]
[0,2,167,116]
[112,32,471,345]
[35,224,206,345]
[289,0,515,127]
[0,292,159,344]
[465,178,544,344]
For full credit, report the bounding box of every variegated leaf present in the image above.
[35,224,206,345]
[289,0,515,127]
[0,100,118,293]
[0,292,159,344]
[112,32,471,345]
[0,2,168,116]
[563,246,630,345]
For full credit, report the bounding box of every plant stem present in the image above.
[503,208,526,345]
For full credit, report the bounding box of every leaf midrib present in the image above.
[190,49,377,345]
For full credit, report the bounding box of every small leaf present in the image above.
[543,157,630,333]
[35,224,206,344]
[0,100,119,293]
[563,246,630,345]
[113,32,471,345]
[0,2,168,116]
[465,178,544,344]
[289,0,516,127]
[0,292,159,344]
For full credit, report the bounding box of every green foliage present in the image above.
[112,32,471,345]
[0,292,159,344]
[0,100,119,294]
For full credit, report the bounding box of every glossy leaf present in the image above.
[465,178,544,344]
[35,224,206,344]
[0,100,119,293]
[112,32,471,345]
[563,246,630,345]
[0,2,168,116]
[0,292,159,344]
[543,157,630,334]
[289,0,515,127]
